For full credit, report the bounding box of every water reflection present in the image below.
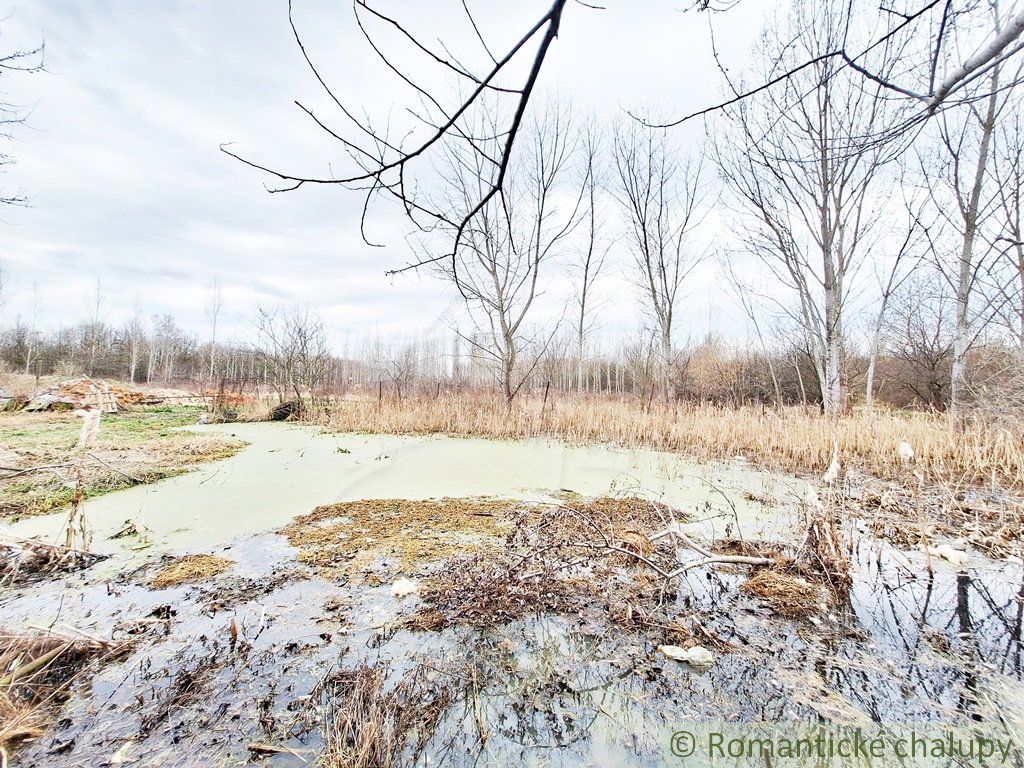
[4,531,1023,767]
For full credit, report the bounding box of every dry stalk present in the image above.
[0,534,106,588]
[0,627,126,755]
[317,662,455,768]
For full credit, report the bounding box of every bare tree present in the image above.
[436,104,585,405]
[883,272,955,410]
[226,0,1024,271]
[992,98,1024,345]
[147,313,194,385]
[722,255,783,406]
[0,34,44,207]
[21,282,38,375]
[920,2,1024,420]
[379,338,420,401]
[613,121,706,402]
[85,277,103,377]
[716,0,900,415]
[937,79,1000,421]
[126,299,144,384]
[206,278,223,384]
[572,126,609,393]
[253,303,330,404]
[622,330,661,409]
[865,183,926,413]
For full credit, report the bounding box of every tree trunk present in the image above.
[950,70,1000,424]
[660,329,673,403]
[865,349,878,415]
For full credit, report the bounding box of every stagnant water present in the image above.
[3,423,798,561]
[2,424,1022,767]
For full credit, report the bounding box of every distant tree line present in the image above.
[1,291,1019,418]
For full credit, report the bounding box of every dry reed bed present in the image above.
[316,395,1024,488]
[314,662,454,768]
[0,629,125,758]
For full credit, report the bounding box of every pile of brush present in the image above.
[797,487,853,593]
[0,536,106,587]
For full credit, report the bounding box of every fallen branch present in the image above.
[667,554,775,578]
[1,534,107,587]
[247,743,309,762]
[520,502,775,583]
[0,643,73,688]
[0,463,72,479]
[85,453,145,484]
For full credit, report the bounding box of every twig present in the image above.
[85,452,145,484]
[247,743,309,762]
[667,554,774,578]
[0,642,73,687]
[0,463,72,479]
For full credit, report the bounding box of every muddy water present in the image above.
[2,424,1022,767]
[4,533,1022,767]
[2,423,796,560]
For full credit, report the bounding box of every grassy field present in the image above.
[0,408,245,520]
[316,393,1024,489]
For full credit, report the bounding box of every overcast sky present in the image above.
[0,0,771,350]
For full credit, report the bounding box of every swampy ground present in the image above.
[0,410,245,520]
[1,419,1022,767]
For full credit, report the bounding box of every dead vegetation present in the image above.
[315,394,1024,489]
[857,476,1024,558]
[282,497,515,575]
[137,648,224,737]
[0,628,127,759]
[0,535,107,587]
[796,489,853,592]
[0,410,245,520]
[408,550,593,630]
[741,569,828,618]
[150,554,234,588]
[395,492,853,631]
[313,662,455,768]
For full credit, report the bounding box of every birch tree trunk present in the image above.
[949,70,1000,423]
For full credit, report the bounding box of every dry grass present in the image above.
[284,494,684,584]
[410,551,596,629]
[858,477,1024,557]
[315,394,1024,488]
[150,554,234,588]
[317,662,454,768]
[741,569,828,618]
[1,536,106,587]
[0,629,121,757]
[282,497,515,575]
